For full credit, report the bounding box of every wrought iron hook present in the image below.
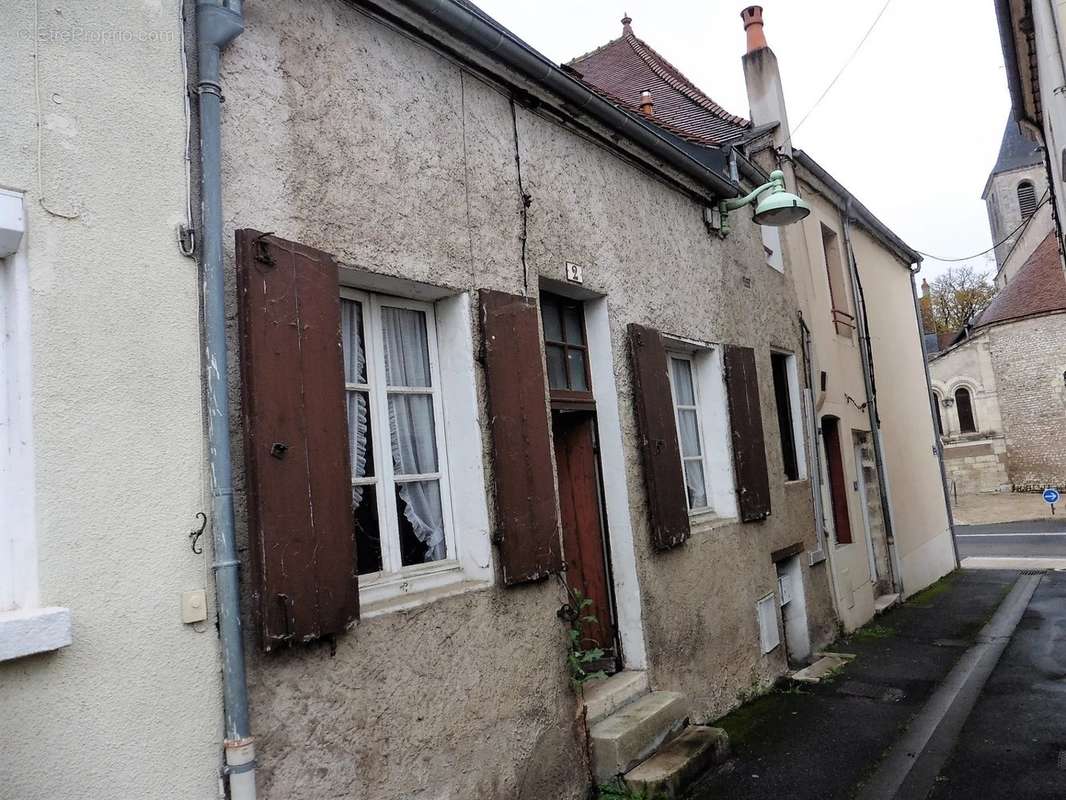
[189,512,207,555]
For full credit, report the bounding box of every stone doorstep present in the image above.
[590,691,689,782]
[623,726,731,799]
[874,593,901,615]
[790,653,853,684]
[582,670,650,726]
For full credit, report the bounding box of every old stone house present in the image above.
[570,7,953,631]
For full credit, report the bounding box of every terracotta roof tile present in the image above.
[977,231,1066,327]
[569,28,750,145]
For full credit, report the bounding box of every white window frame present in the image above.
[770,349,808,482]
[667,352,713,515]
[664,342,737,520]
[339,285,491,614]
[0,188,71,661]
[762,225,784,273]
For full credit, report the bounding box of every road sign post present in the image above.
[1044,488,1060,515]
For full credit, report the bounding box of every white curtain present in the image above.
[341,301,370,508]
[382,307,446,562]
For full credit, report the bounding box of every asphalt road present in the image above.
[955,518,1066,558]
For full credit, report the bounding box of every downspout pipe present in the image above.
[195,2,256,797]
[841,200,903,596]
[909,269,960,568]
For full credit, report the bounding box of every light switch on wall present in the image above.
[181,590,208,624]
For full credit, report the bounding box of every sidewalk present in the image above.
[951,491,1055,525]
[689,570,1019,800]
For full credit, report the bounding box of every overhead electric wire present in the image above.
[783,0,894,147]
[914,191,1050,263]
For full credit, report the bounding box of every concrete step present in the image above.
[582,670,649,726]
[790,652,853,683]
[590,690,688,781]
[623,726,730,799]
[874,593,901,615]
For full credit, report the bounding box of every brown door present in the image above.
[822,416,853,544]
[552,409,619,672]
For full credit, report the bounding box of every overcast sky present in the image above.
[474,0,1011,280]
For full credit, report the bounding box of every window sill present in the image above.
[0,607,72,662]
[689,512,739,534]
[360,566,491,618]
[784,478,810,487]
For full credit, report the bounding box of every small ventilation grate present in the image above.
[1057,749,1066,771]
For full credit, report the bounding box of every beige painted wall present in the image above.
[778,173,880,631]
[215,2,837,797]
[0,2,223,799]
[850,230,954,598]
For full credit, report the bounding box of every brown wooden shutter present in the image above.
[236,229,358,650]
[724,345,771,522]
[628,324,690,550]
[479,289,563,585]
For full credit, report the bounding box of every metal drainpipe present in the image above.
[195,1,256,797]
[908,270,961,568]
[841,201,903,596]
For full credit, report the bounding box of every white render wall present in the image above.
[0,3,223,799]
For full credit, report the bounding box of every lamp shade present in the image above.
[752,190,811,227]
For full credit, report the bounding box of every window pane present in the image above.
[396,480,447,566]
[684,460,708,510]
[381,306,432,388]
[347,391,375,478]
[541,298,564,342]
[388,393,439,474]
[341,299,367,384]
[567,349,589,391]
[677,409,701,457]
[354,484,382,575]
[562,304,584,345]
[670,358,695,406]
[545,344,567,390]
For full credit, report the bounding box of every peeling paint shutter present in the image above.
[479,289,563,585]
[725,345,771,522]
[236,229,358,650]
[628,324,690,550]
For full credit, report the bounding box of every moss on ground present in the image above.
[905,570,957,607]
[712,691,793,749]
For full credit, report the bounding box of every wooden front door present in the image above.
[552,409,619,672]
[822,416,853,545]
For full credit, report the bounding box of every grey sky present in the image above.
[474,0,1011,280]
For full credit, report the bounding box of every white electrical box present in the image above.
[181,590,208,624]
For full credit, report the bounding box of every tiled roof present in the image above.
[977,231,1066,328]
[569,22,750,145]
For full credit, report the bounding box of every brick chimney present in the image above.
[740,6,792,154]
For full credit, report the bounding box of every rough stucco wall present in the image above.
[849,229,953,598]
[988,313,1066,489]
[217,2,836,797]
[0,2,223,799]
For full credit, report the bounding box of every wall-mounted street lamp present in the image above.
[716,170,810,235]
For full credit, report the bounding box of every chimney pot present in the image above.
[741,5,768,53]
[639,89,654,117]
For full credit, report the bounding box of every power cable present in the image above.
[784,0,894,147]
[914,192,1049,263]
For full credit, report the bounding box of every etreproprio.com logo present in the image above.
[17,26,178,46]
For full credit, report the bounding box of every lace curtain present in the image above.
[381,307,447,562]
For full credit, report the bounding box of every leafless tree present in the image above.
[928,265,996,333]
